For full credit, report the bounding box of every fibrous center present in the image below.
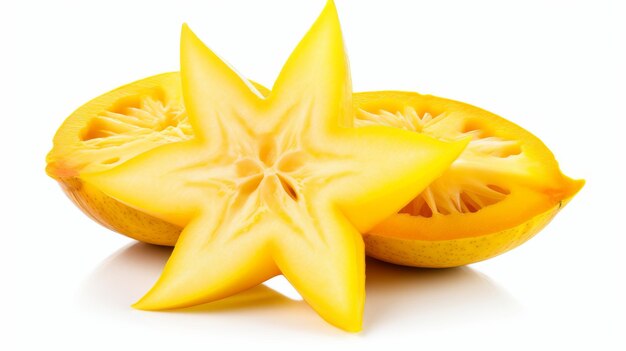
[356,106,521,217]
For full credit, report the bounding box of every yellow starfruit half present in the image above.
[46,73,190,245]
[354,92,584,267]
[79,1,465,331]
[46,73,269,246]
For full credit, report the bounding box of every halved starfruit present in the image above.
[49,73,208,245]
[46,76,582,268]
[354,92,583,267]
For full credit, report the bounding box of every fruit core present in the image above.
[81,91,192,161]
[355,106,522,218]
[46,89,194,178]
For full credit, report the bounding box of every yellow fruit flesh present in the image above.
[47,73,190,176]
[63,2,466,331]
[354,92,583,267]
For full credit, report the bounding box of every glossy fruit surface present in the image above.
[56,1,465,331]
[354,91,583,267]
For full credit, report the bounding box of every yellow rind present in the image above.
[59,177,180,245]
[364,205,557,268]
[364,183,583,268]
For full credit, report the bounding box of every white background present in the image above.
[1,0,624,349]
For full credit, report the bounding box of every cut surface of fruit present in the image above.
[46,73,268,245]
[354,91,583,267]
[63,1,466,331]
[46,73,189,245]
[48,73,190,176]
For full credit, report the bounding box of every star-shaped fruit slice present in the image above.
[83,1,467,331]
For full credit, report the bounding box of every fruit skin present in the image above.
[58,177,181,245]
[363,190,582,268]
